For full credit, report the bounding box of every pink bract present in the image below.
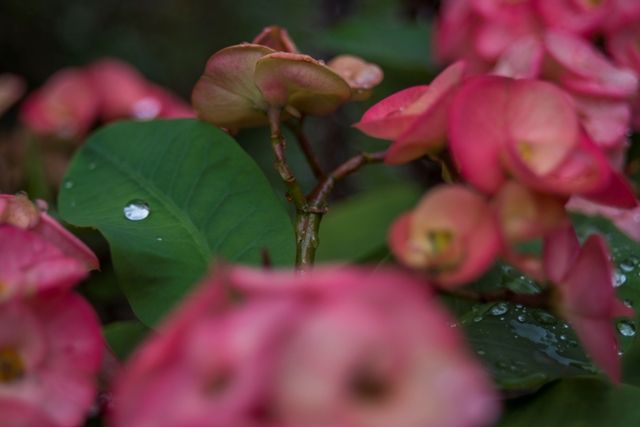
[0,293,104,427]
[354,61,465,164]
[0,194,99,271]
[20,68,99,139]
[111,266,500,427]
[449,75,579,194]
[543,226,634,382]
[389,185,502,287]
[543,30,638,99]
[534,0,611,35]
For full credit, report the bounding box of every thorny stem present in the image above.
[309,151,386,208]
[287,118,326,181]
[268,108,307,210]
[266,109,387,270]
[442,287,553,310]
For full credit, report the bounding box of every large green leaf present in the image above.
[59,119,295,325]
[104,320,150,360]
[315,183,421,263]
[498,377,640,427]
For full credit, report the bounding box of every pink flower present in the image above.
[111,266,499,427]
[20,68,100,139]
[354,61,465,164]
[0,194,99,271]
[88,59,194,121]
[448,75,636,207]
[389,185,502,287]
[0,293,104,427]
[543,225,634,382]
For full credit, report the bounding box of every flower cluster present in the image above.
[0,194,104,427]
[355,0,639,382]
[20,58,194,139]
[111,266,499,427]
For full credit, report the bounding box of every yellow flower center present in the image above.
[0,347,25,383]
[425,229,454,256]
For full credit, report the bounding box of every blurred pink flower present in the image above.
[20,68,100,139]
[354,61,465,164]
[0,293,104,427]
[543,225,634,382]
[0,194,99,272]
[389,185,502,287]
[89,59,194,121]
[0,73,26,118]
[534,0,612,36]
[111,266,499,427]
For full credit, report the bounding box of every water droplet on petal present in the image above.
[490,302,509,316]
[123,200,150,221]
[616,320,636,337]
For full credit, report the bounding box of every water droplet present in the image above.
[624,299,634,308]
[473,316,484,323]
[476,349,486,356]
[123,200,150,221]
[559,334,567,341]
[617,320,636,337]
[517,314,527,323]
[614,271,627,287]
[533,310,556,324]
[64,181,74,189]
[156,237,163,242]
[620,262,634,273]
[490,302,509,316]
[88,162,97,170]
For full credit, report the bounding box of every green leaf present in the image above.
[59,119,295,325]
[104,320,150,360]
[498,377,640,427]
[315,183,421,263]
[316,15,432,72]
[460,301,594,391]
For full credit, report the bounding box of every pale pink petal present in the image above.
[544,30,638,99]
[574,95,632,149]
[493,36,544,79]
[192,44,274,130]
[254,52,351,116]
[534,0,611,35]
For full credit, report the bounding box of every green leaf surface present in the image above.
[104,320,149,360]
[315,183,421,263]
[59,119,295,325]
[316,15,432,71]
[461,300,594,391]
[498,377,640,427]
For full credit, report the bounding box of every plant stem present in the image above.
[309,150,386,207]
[267,107,386,269]
[287,119,326,181]
[268,108,307,209]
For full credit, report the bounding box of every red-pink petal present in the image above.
[449,75,510,193]
[542,223,580,283]
[582,170,638,208]
[354,85,430,140]
[534,0,611,35]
